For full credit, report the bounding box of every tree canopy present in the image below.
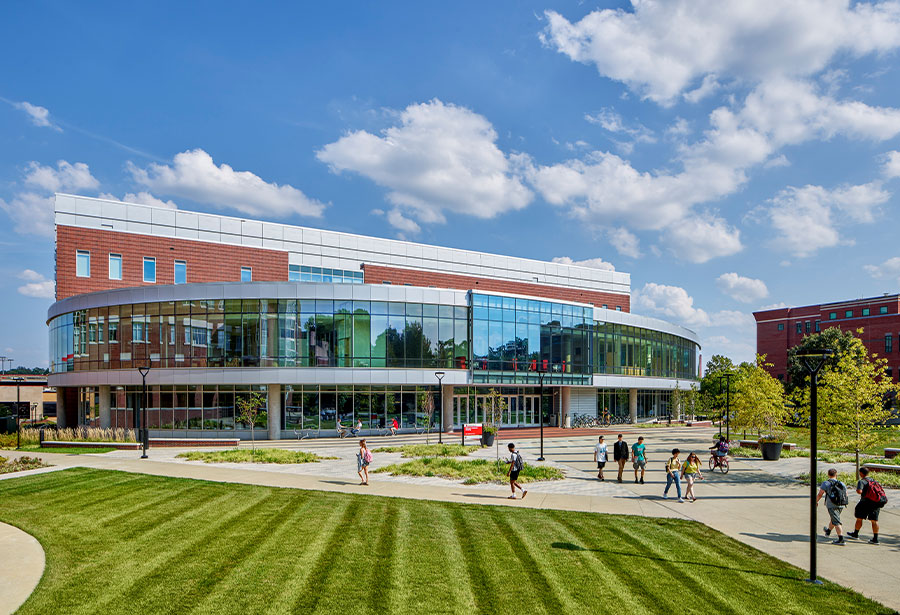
[786,327,864,392]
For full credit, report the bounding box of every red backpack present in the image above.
[862,478,888,508]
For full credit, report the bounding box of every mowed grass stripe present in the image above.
[450,507,499,614]
[368,499,400,614]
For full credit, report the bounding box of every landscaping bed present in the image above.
[372,443,471,457]
[176,448,334,464]
[373,457,564,484]
[0,455,49,474]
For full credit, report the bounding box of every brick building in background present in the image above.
[754,294,900,382]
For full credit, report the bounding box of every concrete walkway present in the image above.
[0,522,45,615]
[2,427,899,611]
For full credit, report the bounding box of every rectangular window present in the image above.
[777,323,784,331]
[845,310,853,318]
[862,308,870,316]
[805,322,810,334]
[174,260,186,285]
[815,320,820,332]
[288,264,300,282]
[241,267,252,282]
[382,281,392,285]
[602,304,608,309]
[881,306,889,314]
[143,257,156,283]
[829,312,837,320]
[108,320,118,342]
[76,250,90,277]
[796,322,802,335]
[886,334,893,354]
[615,306,622,311]
[108,254,122,280]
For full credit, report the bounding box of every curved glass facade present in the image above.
[49,293,699,380]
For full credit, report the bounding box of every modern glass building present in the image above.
[49,194,700,438]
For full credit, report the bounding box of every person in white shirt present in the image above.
[351,419,362,437]
[593,435,608,481]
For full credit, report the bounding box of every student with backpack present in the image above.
[357,439,372,485]
[816,468,848,545]
[506,443,527,500]
[847,467,888,544]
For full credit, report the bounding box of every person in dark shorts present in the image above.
[847,467,882,544]
[594,435,608,481]
[613,433,629,483]
[506,443,527,500]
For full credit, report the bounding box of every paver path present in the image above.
[0,521,45,615]
[3,426,899,611]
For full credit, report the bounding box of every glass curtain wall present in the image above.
[106,385,267,431]
[593,323,697,380]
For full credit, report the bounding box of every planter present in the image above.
[481,433,496,446]
[760,441,784,461]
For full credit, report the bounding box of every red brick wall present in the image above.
[56,226,289,300]
[363,264,630,311]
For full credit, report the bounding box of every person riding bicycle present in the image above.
[710,436,729,459]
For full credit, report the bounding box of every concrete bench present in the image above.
[862,463,900,474]
[885,448,900,459]
[736,440,797,451]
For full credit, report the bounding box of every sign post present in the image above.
[463,423,482,446]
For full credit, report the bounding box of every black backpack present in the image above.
[513,451,525,472]
[827,479,849,507]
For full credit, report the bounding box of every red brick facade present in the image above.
[363,264,631,311]
[56,226,289,300]
[754,295,900,381]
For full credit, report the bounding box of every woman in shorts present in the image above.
[357,439,371,485]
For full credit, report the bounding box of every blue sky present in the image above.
[3,0,900,369]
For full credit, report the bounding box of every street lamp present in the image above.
[798,347,834,585]
[537,369,547,461]
[13,377,24,450]
[137,365,151,459]
[717,372,734,443]
[434,371,445,444]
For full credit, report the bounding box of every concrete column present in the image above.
[56,387,67,429]
[267,383,281,440]
[441,384,454,432]
[99,385,111,429]
[560,387,571,428]
[629,388,638,424]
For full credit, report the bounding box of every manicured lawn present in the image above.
[781,426,900,456]
[373,457,567,484]
[0,455,48,474]
[799,470,900,489]
[176,448,334,464]
[373,443,472,457]
[0,469,890,614]
[32,446,117,455]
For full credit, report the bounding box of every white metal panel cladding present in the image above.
[569,388,597,416]
[55,193,630,295]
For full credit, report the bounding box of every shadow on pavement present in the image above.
[740,532,811,543]
[455,493,513,500]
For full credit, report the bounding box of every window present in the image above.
[880,306,889,315]
[886,334,893,354]
[108,321,118,342]
[143,257,156,283]
[777,323,784,331]
[862,308,870,316]
[845,310,853,318]
[602,304,608,309]
[382,281,392,285]
[76,250,90,277]
[288,264,300,282]
[829,312,837,320]
[815,320,820,332]
[805,321,810,334]
[108,254,122,280]
[796,322,802,334]
[174,260,187,285]
[615,306,622,311]
[241,267,252,282]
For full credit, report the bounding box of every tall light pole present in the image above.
[799,348,833,585]
[13,377,24,450]
[138,365,151,459]
[537,369,547,461]
[434,371,445,444]
[717,372,734,443]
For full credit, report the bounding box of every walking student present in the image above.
[663,448,684,502]
[506,443,527,500]
[682,452,703,502]
[632,436,647,484]
[594,435,608,481]
[816,468,848,545]
[847,467,888,544]
[614,433,629,483]
[357,439,372,485]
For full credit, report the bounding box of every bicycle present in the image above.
[708,453,729,474]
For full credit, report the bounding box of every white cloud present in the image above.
[128,149,325,219]
[386,208,421,234]
[608,227,641,259]
[635,283,710,328]
[317,99,532,232]
[100,191,177,209]
[24,160,99,193]
[551,255,616,271]
[683,74,720,104]
[882,151,900,179]
[541,1,900,105]
[14,101,59,130]
[709,310,756,328]
[766,182,889,257]
[16,270,54,299]
[585,108,655,151]
[716,273,769,303]
[763,154,791,169]
[0,193,55,237]
[864,256,900,284]
[664,216,743,263]
[665,118,691,138]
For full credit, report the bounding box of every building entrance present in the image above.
[452,392,541,428]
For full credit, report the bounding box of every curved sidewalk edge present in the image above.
[0,522,45,615]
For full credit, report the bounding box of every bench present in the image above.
[293,428,320,440]
[885,448,900,459]
[863,463,900,475]
[737,440,797,451]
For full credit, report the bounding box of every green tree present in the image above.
[786,327,863,392]
[817,337,898,478]
[699,354,736,428]
[236,391,267,456]
[730,355,787,439]
[485,388,507,466]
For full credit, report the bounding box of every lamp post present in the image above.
[798,348,834,585]
[434,371,445,444]
[13,377,24,450]
[137,365,150,459]
[716,372,734,443]
[537,369,547,461]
